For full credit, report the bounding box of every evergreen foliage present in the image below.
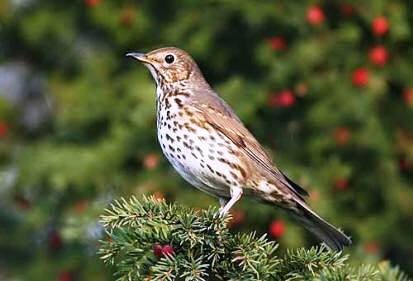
[0,0,413,279]
[99,196,410,281]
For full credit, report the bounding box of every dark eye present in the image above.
[165,54,175,64]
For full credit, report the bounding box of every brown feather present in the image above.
[189,89,309,200]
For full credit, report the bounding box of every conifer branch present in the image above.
[98,196,410,281]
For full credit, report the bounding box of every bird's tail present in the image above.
[291,202,352,251]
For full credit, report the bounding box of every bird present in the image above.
[126,47,352,251]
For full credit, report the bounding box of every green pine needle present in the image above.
[98,196,410,281]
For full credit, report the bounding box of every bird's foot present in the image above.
[218,208,229,218]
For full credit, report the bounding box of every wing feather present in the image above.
[190,96,309,199]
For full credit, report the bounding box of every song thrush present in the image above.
[127,47,351,251]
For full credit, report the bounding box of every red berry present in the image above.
[364,241,380,254]
[13,194,31,209]
[161,245,175,256]
[85,0,101,7]
[269,220,285,238]
[144,153,159,169]
[268,36,287,51]
[402,88,413,105]
[399,157,409,171]
[120,8,136,28]
[0,121,8,138]
[339,4,354,17]
[268,90,296,107]
[74,200,88,214]
[48,230,63,251]
[294,82,309,97]
[369,45,389,66]
[334,178,349,190]
[351,68,369,87]
[153,244,163,258]
[333,127,351,145]
[306,5,325,25]
[152,192,165,201]
[228,209,246,228]
[153,244,175,258]
[372,16,389,37]
[57,271,74,281]
[309,191,320,203]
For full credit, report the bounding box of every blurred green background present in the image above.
[1,0,413,280]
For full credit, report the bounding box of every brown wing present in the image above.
[190,92,309,199]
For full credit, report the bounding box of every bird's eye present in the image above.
[165,54,175,64]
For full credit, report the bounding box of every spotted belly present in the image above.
[157,110,246,199]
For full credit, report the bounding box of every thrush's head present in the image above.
[127,47,200,85]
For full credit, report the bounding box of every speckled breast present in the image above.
[156,94,245,199]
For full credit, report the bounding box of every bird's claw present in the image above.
[217,208,228,218]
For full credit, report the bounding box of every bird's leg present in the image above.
[218,198,228,212]
[219,186,243,216]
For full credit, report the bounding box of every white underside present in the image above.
[156,86,244,199]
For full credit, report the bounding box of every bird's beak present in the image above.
[126,52,150,63]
